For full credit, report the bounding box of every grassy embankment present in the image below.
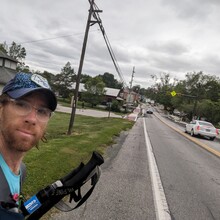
[22,111,134,198]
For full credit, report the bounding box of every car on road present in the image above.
[146,108,154,114]
[185,120,219,141]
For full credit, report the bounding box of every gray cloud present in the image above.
[161,0,220,20]
[148,40,190,55]
[1,0,220,88]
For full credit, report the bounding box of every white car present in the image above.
[146,108,153,114]
[185,120,219,141]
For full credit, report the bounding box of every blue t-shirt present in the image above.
[0,154,20,200]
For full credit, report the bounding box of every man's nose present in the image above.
[24,108,37,124]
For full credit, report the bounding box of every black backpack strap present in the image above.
[20,163,26,186]
[0,167,11,202]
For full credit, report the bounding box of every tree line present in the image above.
[145,72,220,126]
[3,41,219,123]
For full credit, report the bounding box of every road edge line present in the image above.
[143,118,171,220]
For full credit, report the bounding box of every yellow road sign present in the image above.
[171,91,177,96]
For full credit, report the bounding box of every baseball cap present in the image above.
[2,72,57,111]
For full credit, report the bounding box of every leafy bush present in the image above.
[107,100,121,112]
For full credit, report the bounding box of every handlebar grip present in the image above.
[63,151,104,187]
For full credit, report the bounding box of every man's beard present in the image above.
[1,128,38,153]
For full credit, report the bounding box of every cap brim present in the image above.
[7,88,57,111]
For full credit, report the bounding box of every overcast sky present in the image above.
[1,0,220,88]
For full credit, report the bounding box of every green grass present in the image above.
[22,112,134,198]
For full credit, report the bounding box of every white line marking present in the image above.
[143,119,171,220]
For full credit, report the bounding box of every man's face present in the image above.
[0,92,50,153]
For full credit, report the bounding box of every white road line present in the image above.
[143,119,171,220]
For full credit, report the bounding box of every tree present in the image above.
[8,41,26,71]
[196,100,220,124]
[0,41,26,71]
[98,72,123,89]
[8,41,26,60]
[151,73,177,112]
[132,85,141,93]
[82,76,106,107]
[110,100,121,112]
[80,74,92,84]
[175,72,220,120]
[170,80,191,113]
[0,42,8,53]
[203,76,220,102]
[184,72,207,98]
[54,62,76,98]
[145,87,157,102]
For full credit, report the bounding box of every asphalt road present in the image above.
[49,109,220,220]
[144,113,220,219]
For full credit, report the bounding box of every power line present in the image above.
[17,4,126,87]
[91,2,127,87]
[18,30,99,45]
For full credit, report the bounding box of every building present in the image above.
[102,87,123,103]
[0,51,18,93]
[72,82,123,104]
[119,87,140,104]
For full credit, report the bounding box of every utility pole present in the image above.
[67,0,102,135]
[128,66,135,103]
[129,66,135,90]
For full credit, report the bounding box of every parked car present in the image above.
[185,120,219,141]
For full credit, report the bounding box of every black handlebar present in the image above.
[23,151,104,220]
[62,151,104,186]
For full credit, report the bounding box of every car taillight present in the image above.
[196,125,200,130]
[216,129,219,135]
